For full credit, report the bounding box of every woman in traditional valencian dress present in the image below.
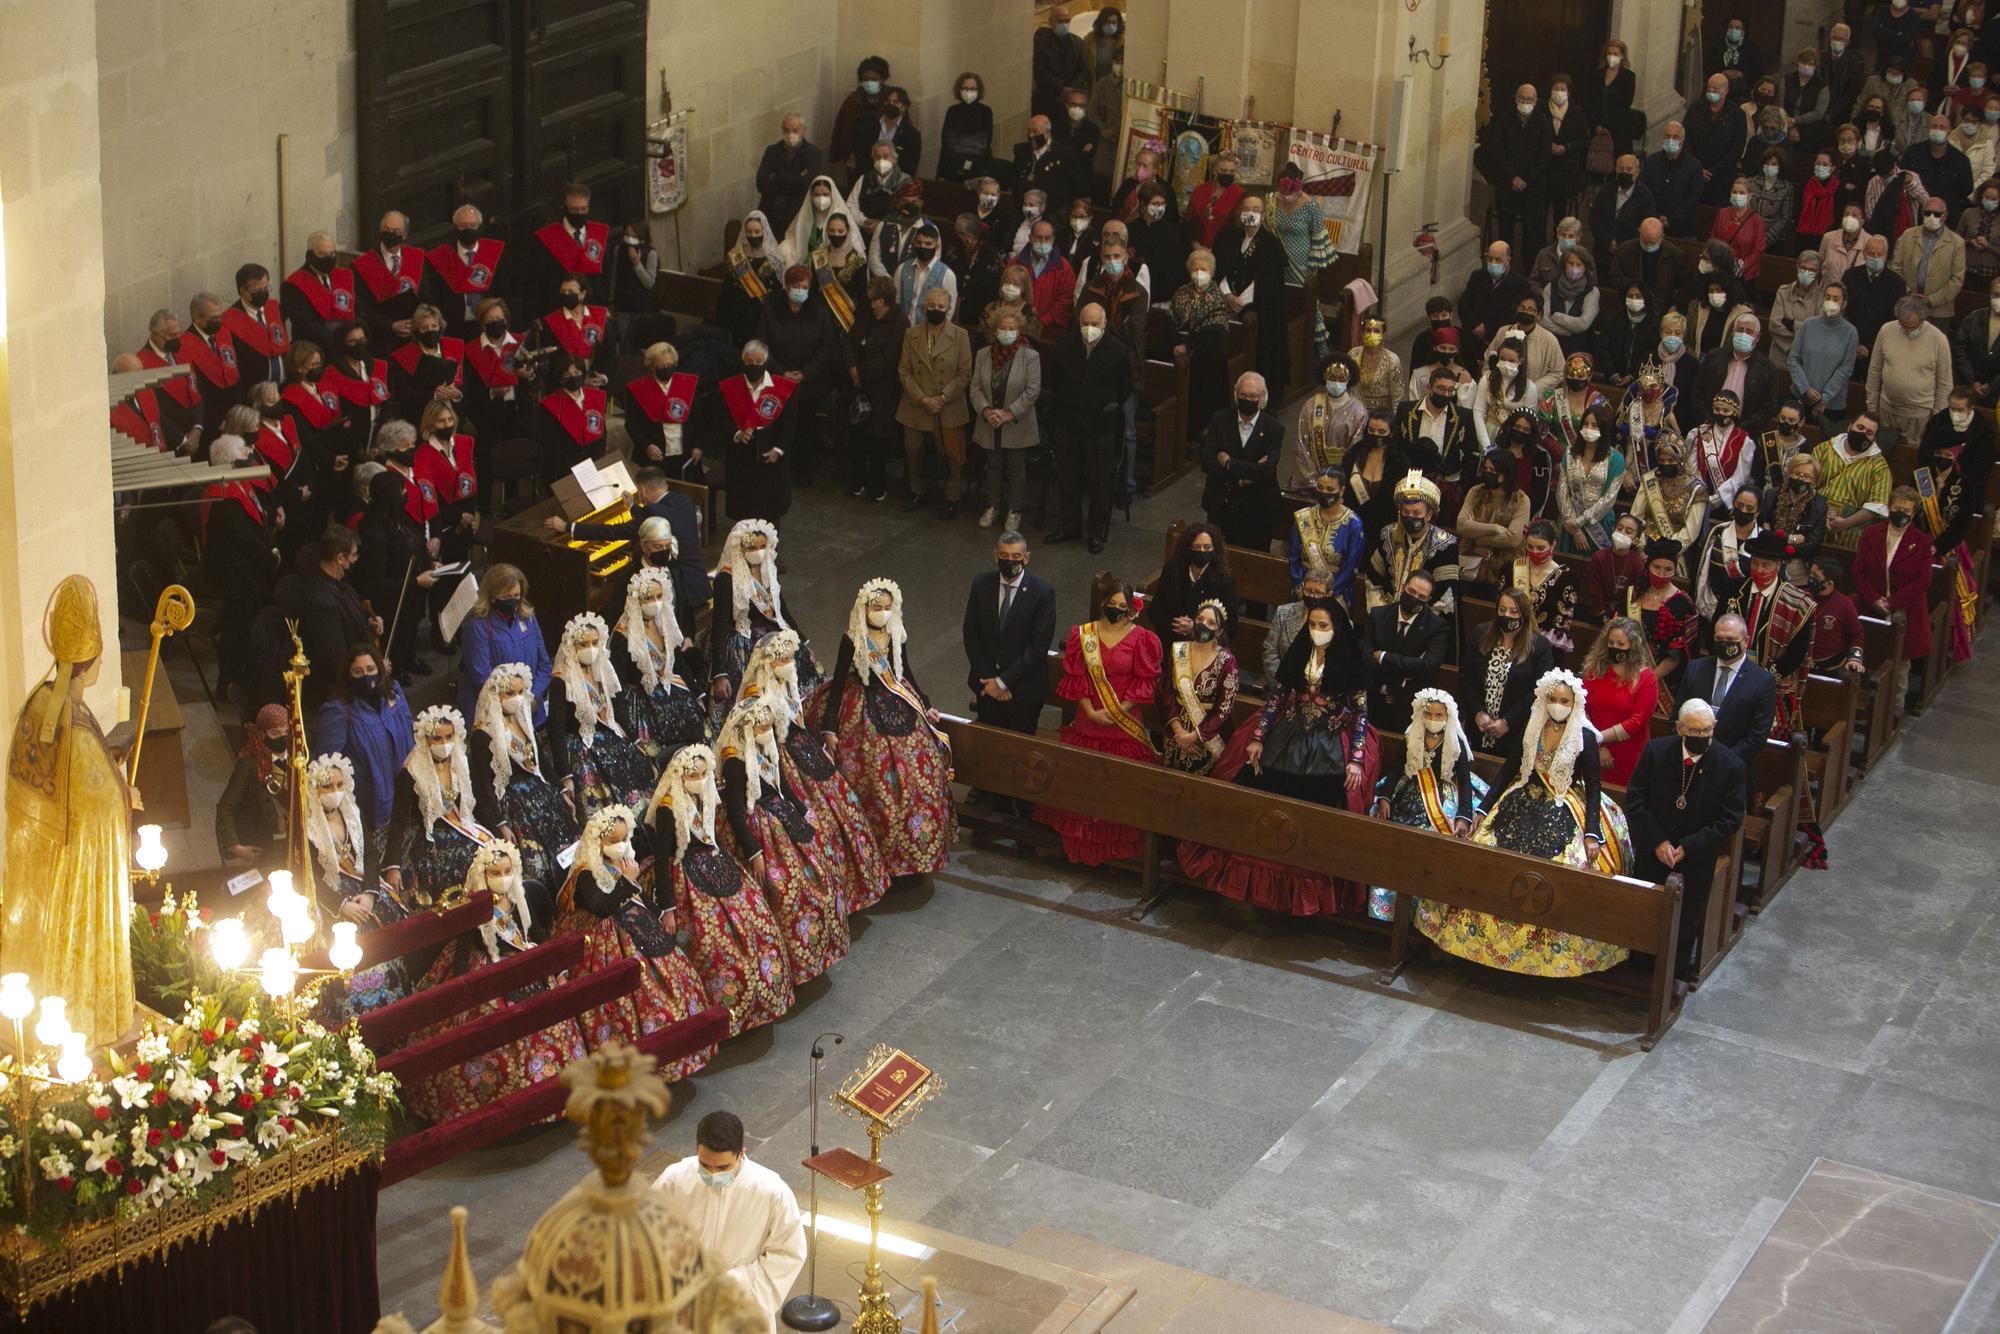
[716,700,851,986]
[1415,669,1635,977]
[384,704,500,912]
[1366,688,1482,923]
[1506,519,1580,653]
[1036,572,1162,866]
[609,564,707,769]
[1286,465,1366,602]
[546,612,657,836]
[814,578,956,879]
[709,519,818,705]
[1629,432,1709,564]
[405,842,588,1124]
[1614,359,1679,489]
[740,631,889,912]
[550,804,716,1076]
[305,752,414,1016]
[648,745,794,1037]
[469,662,579,894]
[1161,598,1238,775]
[1177,598,1378,914]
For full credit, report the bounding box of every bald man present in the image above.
[1610,216,1692,313]
[353,209,434,354]
[1198,371,1284,550]
[1686,73,1748,205]
[1044,301,1135,552]
[756,113,825,239]
[427,202,507,340]
[1013,113,1078,212]
[1033,5,1086,121]
[1589,153,1654,262]
[1477,82,1552,254]
[1640,120,1705,236]
[282,229,357,354]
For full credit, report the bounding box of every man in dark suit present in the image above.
[544,466,709,614]
[1676,613,1776,802]
[1197,372,1284,551]
[1043,302,1135,553]
[1588,156,1655,265]
[1011,113,1078,212]
[1363,568,1449,735]
[1609,219,1692,321]
[1624,698,1747,982]
[1478,82,1552,256]
[963,529,1058,812]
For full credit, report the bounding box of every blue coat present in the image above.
[457,609,554,724]
[311,684,415,829]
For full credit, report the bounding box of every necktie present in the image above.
[1715,665,1734,703]
[388,250,400,276]
[999,581,1016,626]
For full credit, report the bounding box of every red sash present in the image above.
[135,345,203,408]
[426,239,505,294]
[466,337,521,390]
[389,337,467,388]
[324,359,389,408]
[201,482,265,535]
[281,380,341,429]
[284,266,358,321]
[111,394,165,450]
[220,300,290,358]
[254,423,296,475]
[535,220,609,275]
[540,388,607,448]
[414,434,478,507]
[395,464,441,526]
[179,330,240,388]
[352,248,427,303]
[628,371,698,425]
[720,374,795,433]
[543,307,608,357]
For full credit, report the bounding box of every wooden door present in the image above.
[1483,0,1611,113]
[357,0,648,251]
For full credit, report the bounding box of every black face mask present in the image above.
[1497,615,1523,633]
[1188,550,1213,570]
[259,404,284,421]
[1479,472,1502,488]
[1777,420,1802,436]
[560,291,583,309]
[302,364,323,383]
[307,252,337,273]
[1608,646,1630,663]
[1030,134,1049,151]
[197,319,222,337]
[348,672,378,695]
[1401,515,1427,534]
[1888,509,1914,528]
[914,245,937,261]
[565,211,591,229]
[491,597,519,617]
[480,321,507,342]
[1788,477,1813,494]
[883,105,903,121]
[1429,391,1452,408]
[1658,464,1682,478]
[645,550,674,567]
[1317,492,1341,509]
[827,232,848,247]
[1102,606,1130,624]
[562,374,585,391]
[1716,640,1744,661]
[1516,314,1537,329]
[743,360,766,375]
[654,366,676,381]
[1215,172,1236,187]
[997,557,1024,579]
[1735,509,1759,526]
[162,334,183,355]
[744,232,765,247]
[924,308,948,326]
[1398,593,1422,614]
[1684,734,1712,755]
[454,227,480,246]
[1616,173,1636,188]
[432,428,454,443]
[344,342,368,359]
[379,231,404,248]
[1236,398,1260,417]
[247,288,270,307]
[1565,376,1588,391]
[417,329,441,347]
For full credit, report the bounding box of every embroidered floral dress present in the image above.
[813,633,957,878]
[719,745,852,986]
[651,803,795,1037]
[777,722,891,912]
[551,864,716,1077]
[1161,643,1238,775]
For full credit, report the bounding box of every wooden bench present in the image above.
[654,269,724,324]
[1856,613,1907,772]
[942,715,1689,1049]
[1799,670,1861,827]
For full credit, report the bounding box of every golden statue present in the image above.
[3,576,135,1048]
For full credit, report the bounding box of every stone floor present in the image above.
[347,462,2000,1333]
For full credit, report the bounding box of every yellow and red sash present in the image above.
[726,245,770,300]
[1414,767,1453,834]
[1080,622,1156,754]
[1171,642,1223,761]
[813,248,857,329]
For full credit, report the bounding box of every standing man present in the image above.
[353,211,431,354]
[1364,569,1449,735]
[180,291,243,433]
[1197,371,1283,551]
[721,340,797,527]
[528,181,611,310]
[1012,114,1077,214]
[1458,241,1534,346]
[1623,699,1746,983]
[1687,73,1749,205]
[1478,83,1552,256]
[427,203,506,341]
[221,263,288,393]
[756,114,825,240]
[1811,410,1892,550]
[756,264,849,487]
[1032,6,1085,122]
[1678,612,1778,801]
[1640,122,1705,236]
[1043,302,1134,554]
[1891,196,1967,320]
[1866,293,1954,449]
[963,529,1057,809]
[283,231,357,355]
[1017,218,1075,344]
[654,1111,807,1334]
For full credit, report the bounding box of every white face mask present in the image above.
[1546,702,1572,722]
[1192,269,1212,288]
[874,159,893,177]
[1708,292,1728,309]
[1497,361,1519,377]
[960,89,979,105]
[1080,324,1103,344]
[1625,297,1646,314]
[813,195,831,212]
[430,741,456,760]
[318,789,345,811]
[1606,52,1622,68]
[1611,530,1634,551]
[604,840,634,862]
[1552,91,1569,107]
[1146,203,1166,220]
[1579,427,1602,443]
[503,691,530,714]
[576,645,599,666]
[1022,204,1041,221]
[745,547,768,565]
[1309,627,1334,647]
[866,608,892,628]
[1842,215,1860,234]
[1071,216,1091,233]
[1067,105,1086,122]
[1952,409,1974,430]
[1241,214,1260,230]
[1423,716,1449,734]
[1823,300,1844,318]
[1000,283,1021,300]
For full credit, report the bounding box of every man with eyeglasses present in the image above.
[1890,195,1966,321]
[1623,697,1746,982]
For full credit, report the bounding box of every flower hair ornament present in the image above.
[575,803,638,894]
[473,663,541,800]
[1521,667,1589,798]
[846,577,906,685]
[741,630,805,729]
[618,567,682,693]
[1403,687,1470,782]
[651,743,719,863]
[407,704,476,836]
[711,519,785,638]
[555,611,625,746]
[460,839,533,961]
[304,752,364,888]
[716,699,784,806]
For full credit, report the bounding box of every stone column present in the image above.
[1611,0,1691,147]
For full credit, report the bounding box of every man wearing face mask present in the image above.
[755,264,849,487]
[387,303,467,423]
[1364,569,1449,734]
[1715,531,1819,725]
[425,203,506,340]
[1589,155,1655,263]
[1892,196,1967,321]
[1692,314,1783,438]
[1902,112,1974,208]
[1016,218,1077,342]
[1475,83,1551,255]
[221,262,289,392]
[1820,24,1862,126]
[754,114,824,241]
[1844,233,1905,372]
[1865,294,1953,450]
[1043,302,1134,552]
[1011,113,1078,214]
[1198,374,1283,551]
[216,705,296,867]
[353,210,434,355]
[654,1110,807,1332]
[1010,187,1048,257]
[963,530,1057,758]
[1852,486,1938,714]
[1582,513,1647,617]
[1811,409,1892,549]
[1032,7,1086,122]
[1365,472,1460,629]
[831,56,892,179]
[1805,556,1866,678]
[299,529,382,708]
[1679,613,1776,801]
[177,290,247,438]
[1688,74,1748,205]
[849,84,921,179]
[1457,241,1534,346]
[283,230,358,356]
[1610,217,1692,313]
[891,223,960,326]
[1951,274,2000,403]
[1641,122,1706,237]
[1623,698,1746,984]
[1186,150,1247,249]
[529,182,610,311]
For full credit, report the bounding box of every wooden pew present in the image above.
[1855,613,1907,771]
[1799,670,1860,827]
[943,716,1689,1049]
[655,269,724,324]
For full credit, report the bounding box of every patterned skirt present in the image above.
[564,732,661,860]
[550,908,716,1080]
[627,684,710,768]
[721,798,852,988]
[403,823,487,909]
[316,872,417,1023]
[819,684,956,877]
[501,773,581,891]
[404,941,590,1124]
[1414,789,1634,977]
[672,872,795,1037]
[785,742,890,913]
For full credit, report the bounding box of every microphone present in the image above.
[782,1032,846,1331]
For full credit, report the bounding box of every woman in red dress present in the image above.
[1580,616,1660,786]
[813,579,957,878]
[550,804,717,1076]
[1036,572,1163,866]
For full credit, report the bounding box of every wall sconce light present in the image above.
[1408,33,1451,70]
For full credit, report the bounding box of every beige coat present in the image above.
[1890,224,1967,317]
[1454,485,1530,583]
[895,320,973,430]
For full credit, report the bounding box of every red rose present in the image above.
[168,1122,184,1139]
[288,1085,301,1100]
[223,1017,238,1032]
[125,1176,144,1195]
[56,1176,73,1194]
[241,1046,259,1063]
[211,1149,228,1166]
[146,1128,164,1147]
[148,913,159,927]
[237,1093,256,1110]
[104,1158,124,1177]
[261,1082,276,1098]
[200,1028,218,1045]
[280,1116,296,1132]
[263,1064,278,1081]
[134,1063,152,1080]
[152,1089,169,1106]
[92,1106,110,1122]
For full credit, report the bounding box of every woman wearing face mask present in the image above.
[1367,689,1483,922]
[413,395,479,573]
[1148,522,1242,647]
[1816,204,1872,283]
[782,173,859,272]
[1746,147,1795,244]
[468,661,580,892]
[312,642,412,834]
[1958,184,2000,288]
[810,579,955,878]
[1793,151,1839,253]
[1594,285,1658,384]
[1589,39,1640,157]
[280,339,348,502]
[1864,147,1925,242]
[462,298,530,499]
[1268,162,1338,359]
[1058,200,1101,272]
[1128,181,1190,291]
[304,751,416,1017]
[1186,151,1247,249]
[1458,586,1554,756]
[935,71,994,182]
[1295,351,1370,480]
[1535,349,1606,458]
[648,745,795,1037]
[1514,519,1579,649]
[319,319,389,464]
[1037,572,1162,866]
[1111,148,1174,225]
[610,566,705,770]
[534,353,608,483]
[1630,537,1699,692]
[1287,466,1366,600]
[1613,360,1679,486]
[1540,251,1600,358]
[539,277,611,386]
[1632,433,1710,558]
[1708,178,1768,281]
[1756,452,1830,564]
[851,276,907,501]
[718,209,782,346]
[1472,336,1536,453]
[1581,618,1660,784]
[1455,445,1531,591]
[546,611,658,845]
[1215,197,1290,396]
[981,263,1044,346]
[1419,669,1633,977]
[1766,252,1823,364]
[1690,272,1750,358]
[1177,596,1376,915]
[455,564,553,724]
[215,703,296,868]
[709,519,817,703]
[969,308,1042,529]
[1160,599,1238,775]
[385,303,464,424]
[896,284,973,517]
[715,701,851,986]
[550,804,718,1067]
[1349,315,1406,413]
[1557,403,1627,552]
[1649,311,1694,397]
[383,703,497,909]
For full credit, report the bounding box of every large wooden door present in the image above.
[357,0,648,251]
[1483,0,1611,115]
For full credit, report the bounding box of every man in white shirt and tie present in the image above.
[654,1111,807,1334]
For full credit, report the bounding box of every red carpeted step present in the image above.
[379,1006,731,1187]
[378,958,640,1087]
[358,933,586,1052]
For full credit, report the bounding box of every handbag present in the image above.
[846,392,872,427]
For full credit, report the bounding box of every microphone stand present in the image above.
[780,1031,844,1332]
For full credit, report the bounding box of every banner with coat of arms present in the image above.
[647,110,690,214]
[1279,130,1379,256]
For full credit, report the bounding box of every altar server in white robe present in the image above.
[654,1109,808,1330]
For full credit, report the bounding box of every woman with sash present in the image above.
[741,630,889,912]
[1286,465,1367,601]
[1037,572,1163,867]
[469,662,579,895]
[814,578,956,879]
[1161,599,1238,775]
[550,804,717,1074]
[1507,519,1580,653]
[406,842,588,1126]
[320,320,389,465]
[1367,688,1481,923]
[1630,433,1708,567]
[1614,360,1679,490]
[783,175,860,268]
[1177,597,1378,914]
[306,752,415,1017]
[534,354,609,483]
[387,303,468,422]
[546,612,657,840]
[718,209,782,346]
[383,704,499,911]
[1555,402,1627,553]
[1294,353,1370,478]
[1915,404,1993,662]
[1630,537,1699,705]
[464,298,530,492]
[709,518,819,704]
[1535,351,1607,461]
[717,700,852,985]
[1415,669,1634,978]
[649,745,795,1037]
[1350,316,1405,414]
[610,566,706,771]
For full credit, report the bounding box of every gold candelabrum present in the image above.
[834,1046,944,1334]
[0,976,97,1218]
